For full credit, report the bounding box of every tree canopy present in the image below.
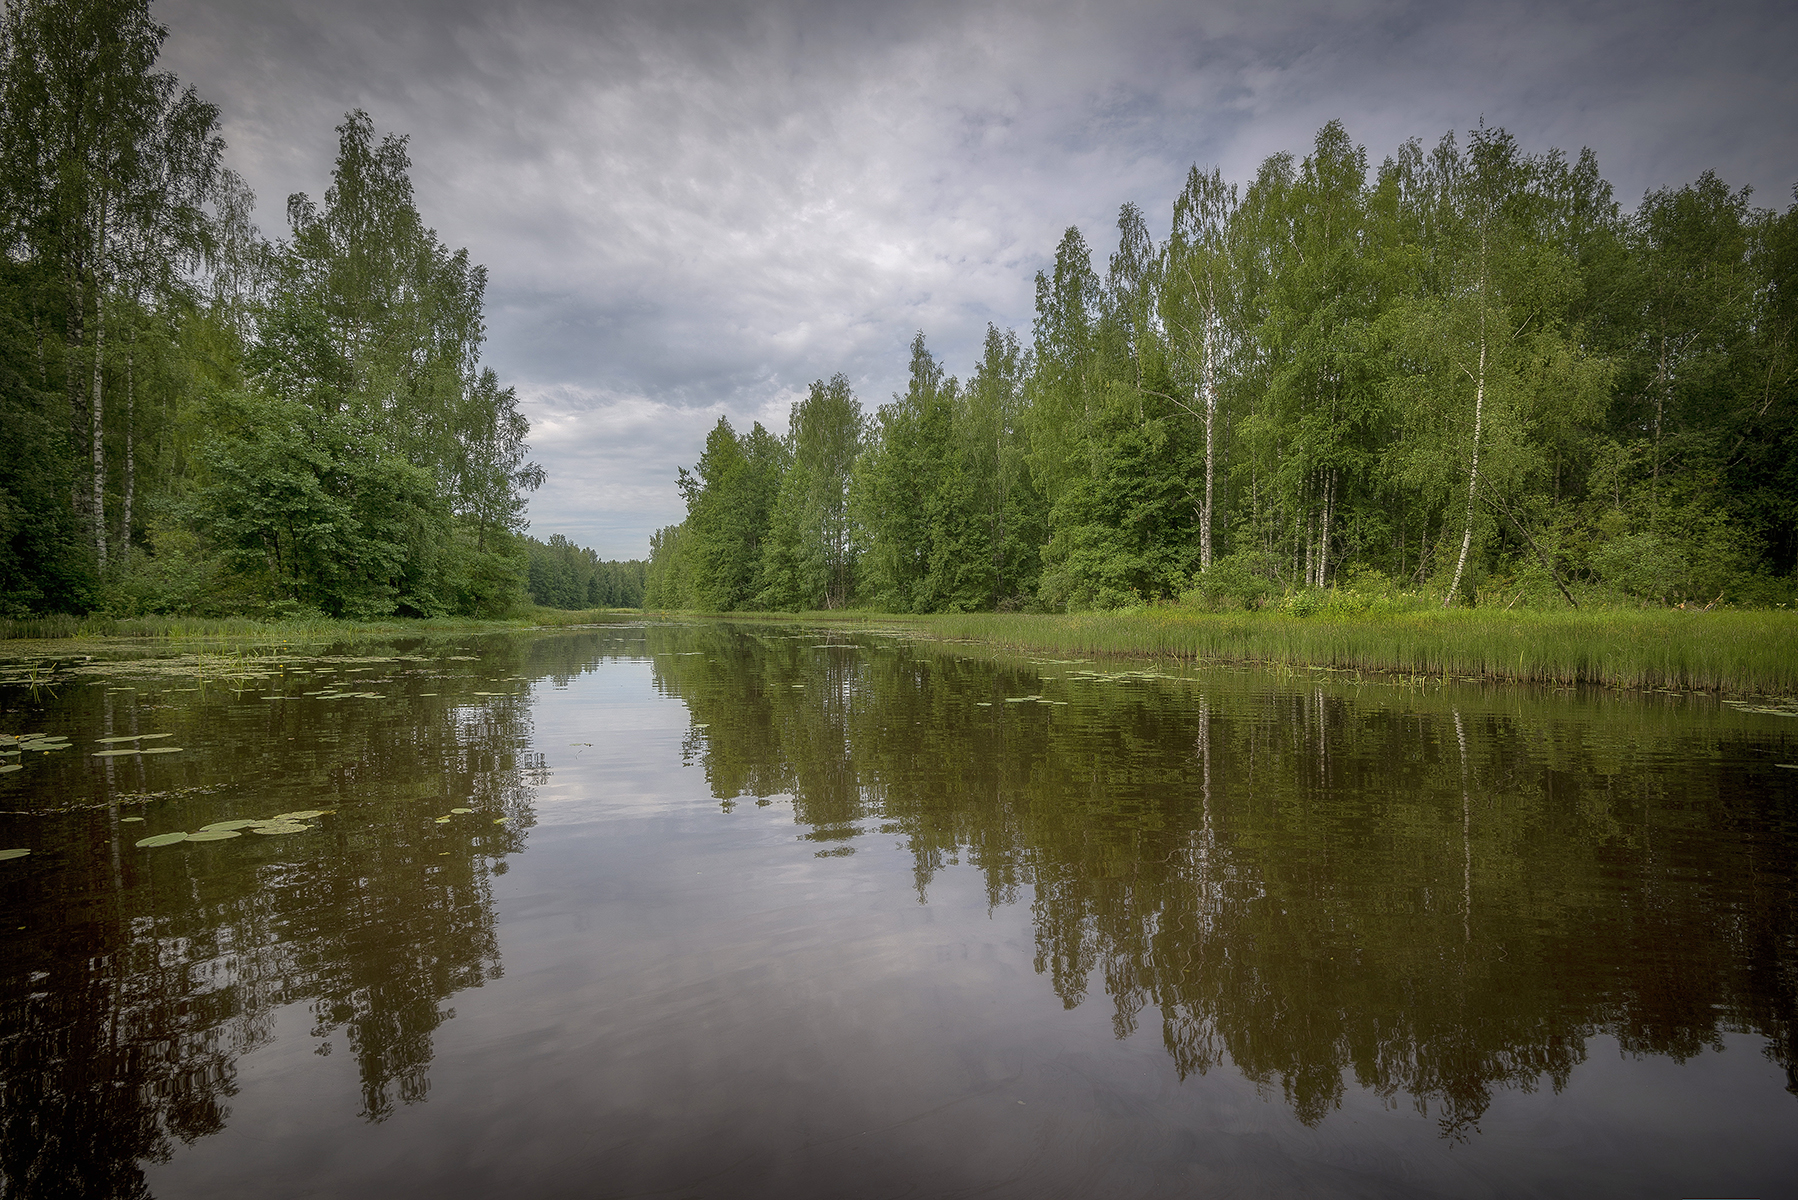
[0,0,549,618]
[651,121,1797,613]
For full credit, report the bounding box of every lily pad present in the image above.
[186,829,242,842]
[95,733,174,745]
[134,832,188,848]
[199,819,261,832]
[268,809,328,821]
[249,822,309,835]
[0,848,29,861]
[449,807,474,814]
[0,763,21,774]
[94,746,184,757]
[121,816,144,823]
[434,816,451,823]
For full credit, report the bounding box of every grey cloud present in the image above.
[158,0,1798,557]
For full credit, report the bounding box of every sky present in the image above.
[157,0,1798,560]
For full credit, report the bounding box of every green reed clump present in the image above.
[802,606,1798,694]
[0,606,646,647]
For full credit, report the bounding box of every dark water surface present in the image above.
[2,622,1796,1199]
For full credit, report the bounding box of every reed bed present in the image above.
[796,607,1798,694]
[0,606,639,646]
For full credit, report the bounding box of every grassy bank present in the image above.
[719,606,1798,695]
[8,604,1793,695]
[0,606,639,647]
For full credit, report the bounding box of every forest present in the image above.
[523,536,644,610]
[648,122,1798,614]
[0,0,576,620]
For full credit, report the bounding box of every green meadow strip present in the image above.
[730,607,1798,695]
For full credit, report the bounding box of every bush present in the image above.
[1181,551,1277,611]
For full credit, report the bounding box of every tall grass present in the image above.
[0,606,642,646]
[10,603,1791,694]
[787,607,1798,694]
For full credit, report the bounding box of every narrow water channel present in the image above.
[2,622,1795,1199]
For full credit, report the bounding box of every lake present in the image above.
[2,621,1796,1199]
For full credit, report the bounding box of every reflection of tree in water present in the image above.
[0,634,553,1196]
[653,625,1798,1137]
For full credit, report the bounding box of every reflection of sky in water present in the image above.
[1,623,1795,1198]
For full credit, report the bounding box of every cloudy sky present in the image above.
[157,0,1798,559]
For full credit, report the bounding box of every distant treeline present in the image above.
[524,536,645,610]
[0,1,544,619]
[649,121,1797,613]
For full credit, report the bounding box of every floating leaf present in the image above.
[0,764,20,774]
[269,810,327,821]
[0,848,29,861]
[135,832,187,848]
[249,822,309,835]
[95,733,174,745]
[200,819,260,832]
[449,807,474,814]
[186,829,242,842]
[493,818,508,824]
[434,816,451,823]
[121,816,144,823]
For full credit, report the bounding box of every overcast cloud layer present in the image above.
[158,0,1798,559]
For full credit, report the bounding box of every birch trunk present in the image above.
[1317,470,1334,588]
[122,333,134,564]
[90,195,110,570]
[1200,314,1216,571]
[1444,310,1486,606]
[67,267,88,519]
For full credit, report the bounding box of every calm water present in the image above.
[2,622,1796,1199]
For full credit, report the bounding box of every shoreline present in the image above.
[3,605,1794,696]
[678,606,1798,696]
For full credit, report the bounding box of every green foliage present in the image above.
[0,3,543,623]
[760,373,861,610]
[524,535,644,609]
[656,120,1797,617]
[855,335,954,610]
[644,522,691,610]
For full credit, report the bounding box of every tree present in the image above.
[677,416,784,610]
[1161,166,1238,570]
[1383,125,1608,605]
[0,0,222,568]
[856,339,952,610]
[762,373,862,609]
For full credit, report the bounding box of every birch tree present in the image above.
[1161,165,1238,570]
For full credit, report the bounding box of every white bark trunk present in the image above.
[1444,311,1485,606]
[1317,471,1334,588]
[1201,314,1216,571]
[122,334,134,564]
[91,281,108,570]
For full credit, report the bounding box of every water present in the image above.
[2,622,1795,1199]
